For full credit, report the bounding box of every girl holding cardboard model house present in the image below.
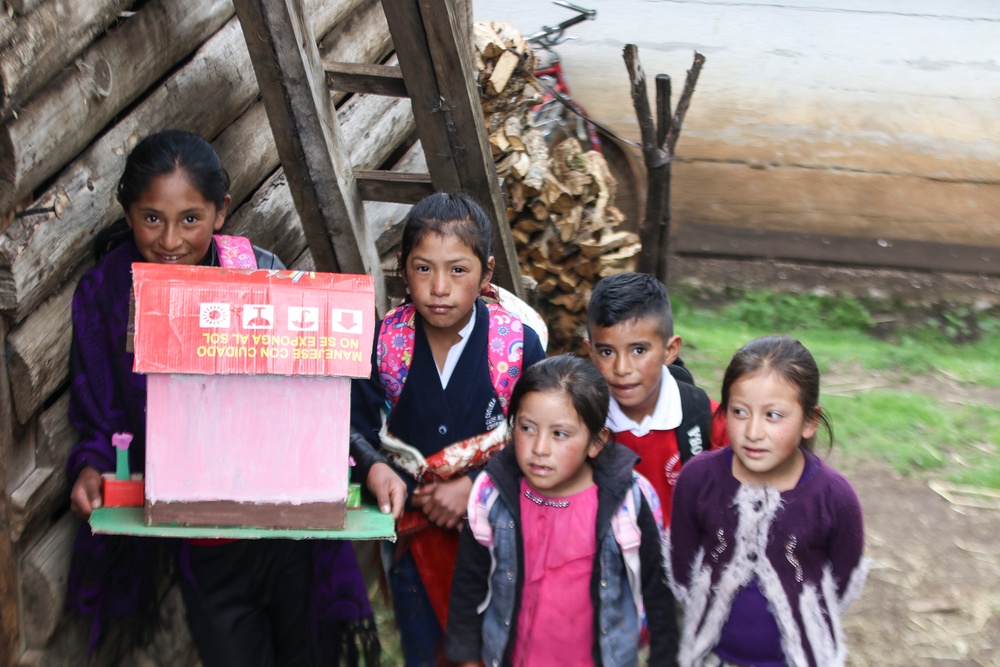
[66,129,404,666]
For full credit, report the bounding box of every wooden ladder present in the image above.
[232,0,523,314]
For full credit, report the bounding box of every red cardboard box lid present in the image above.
[132,264,375,377]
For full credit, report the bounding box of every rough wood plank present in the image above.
[380,0,461,190]
[37,392,77,470]
[323,62,407,97]
[219,0,393,215]
[0,0,133,118]
[0,2,353,321]
[7,272,76,423]
[673,221,1000,276]
[6,0,44,16]
[389,0,523,297]
[368,140,427,257]
[0,314,18,662]
[20,513,77,648]
[229,91,415,254]
[10,466,66,543]
[355,170,433,203]
[0,0,234,213]
[233,0,387,312]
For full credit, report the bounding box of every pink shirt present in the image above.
[512,480,599,667]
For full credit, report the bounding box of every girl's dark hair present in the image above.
[507,355,610,445]
[397,192,492,275]
[94,129,229,261]
[718,334,832,453]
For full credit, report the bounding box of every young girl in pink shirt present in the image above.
[446,355,679,666]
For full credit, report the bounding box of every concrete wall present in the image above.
[474,0,1000,248]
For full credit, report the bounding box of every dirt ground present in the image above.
[837,458,1000,667]
[828,364,1000,667]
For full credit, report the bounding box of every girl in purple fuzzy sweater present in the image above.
[667,335,868,667]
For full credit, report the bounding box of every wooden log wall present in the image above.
[0,0,441,663]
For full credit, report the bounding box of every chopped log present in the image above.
[37,393,76,470]
[0,0,234,214]
[20,513,77,648]
[233,0,387,312]
[578,230,638,258]
[10,466,66,543]
[487,50,520,96]
[7,271,76,423]
[0,3,359,321]
[473,23,506,60]
[0,0,132,117]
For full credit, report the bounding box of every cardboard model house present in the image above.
[131,263,375,530]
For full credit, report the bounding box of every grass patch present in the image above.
[672,289,1000,489]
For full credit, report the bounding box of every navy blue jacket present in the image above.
[350,298,545,497]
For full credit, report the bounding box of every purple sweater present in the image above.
[667,447,868,667]
[64,239,375,659]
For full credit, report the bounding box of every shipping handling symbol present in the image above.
[288,306,319,331]
[199,302,231,328]
[330,309,362,334]
[243,304,274,329]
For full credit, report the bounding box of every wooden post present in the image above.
[233,0,387,312]
[624,45,704,283]
[381,0,525,299]
[0,317,20,664]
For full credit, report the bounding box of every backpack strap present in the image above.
[611,472,662,632]
[376,299,525,416]
[484,301,525,415]
[674,381,713,464]
[213,234,257,269]
[376,303,418,409]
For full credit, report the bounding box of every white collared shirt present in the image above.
[437,309,476,387]
[606,365,682,437]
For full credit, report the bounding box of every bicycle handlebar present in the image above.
[526,1,597,49]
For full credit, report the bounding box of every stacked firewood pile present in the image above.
[473,22,641,353]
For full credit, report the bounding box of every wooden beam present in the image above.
[233,0,387,312]
[6,273,75,424]
[323,62,407,97]
[10,466,66,543]
[0,0,133,118]
[0,0,234,214]
[381,0,524,298]
[674,221,1000,276]
[20,513,76,648]
[355,170,433,203]
[0,317,20,664]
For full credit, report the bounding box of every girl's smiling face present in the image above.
[513,389,604,498]
[401,230,494,337]
[125,169,228,265]
[727,370,818,490]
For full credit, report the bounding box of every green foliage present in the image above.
[717,290,872,332]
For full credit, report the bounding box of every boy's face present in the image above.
[586,316,682,423]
